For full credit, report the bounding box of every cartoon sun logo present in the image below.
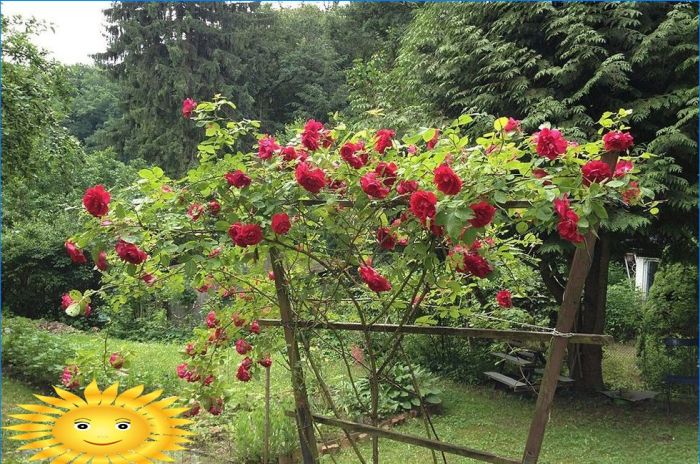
[4,380,192,463]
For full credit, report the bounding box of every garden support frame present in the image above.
[265,152,618,464]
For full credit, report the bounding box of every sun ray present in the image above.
[7,382,192,463]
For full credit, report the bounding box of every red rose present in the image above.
[409,190,437,222]
[374,129,395,154]
[115,239,148,265]
[614,160,633,177]
[360,172,390,199]
[225,170,251,188]
[557,209,584,243]
[504,118,521,132]
[208,398,224,414]
[142,273,156,286]
[205,311,219,328]
[469,201,496,228]
[187,203,204,221]
[533,168,548,179]
[258,135,280,160]
[241,357,253,369]
[553,195,571,218]
[268,271,276,281]
[433,164,462,195]
[235,338,253,355]
[302,119,325,151]
[228,222,263,247]
[65,240,87,264]
[374,162,398,186]
[208,200,221,216]
[622,181,641,205]
[203,374,215,386]
[236,364,251,382]
[82,185,111,217]
[603,131,634,152]
[96,250,108,271]
[250,320,261,334]
[61,293,73,310]
[581,160,612,186]
[496,290,513,308]
[534,128,568,160]
[340,141,368,169]
[232,313,246,327]
[459,252,492,278]
[258,355,273,368]
[358,265,392,292]
[271,213,291,235]
[397,180,418,195]
[295,162,326,194]
[376,227,397,250]
[109,352,125,369]
[426,129,440,150]
[407,145,417,154]
[280,146,298,162]
[181,98,197,118]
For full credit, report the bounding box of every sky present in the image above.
[1,1,316,65]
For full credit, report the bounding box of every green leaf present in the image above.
[516,222,529,234]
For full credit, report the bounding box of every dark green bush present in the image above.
[605,281,643,341]
[637,263,698,388]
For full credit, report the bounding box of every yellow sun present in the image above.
[4,380,192,463]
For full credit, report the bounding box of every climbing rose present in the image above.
[295,162,326,194]
[65,241,87,264]
[232,313,246,327]
[181,98,197,118]
[187,203,204,221]
[109,352,125,369]
[340,142,368,169]
[376,227,397,250]
[504,118,521,132]
[533,168,548,179]
[534,128,568,160]
[622,181,641,205]
[241,357,253,369]
[228,223,263,247]
[396,180,418,195]
[603,131,634,152]
[271,213,291,235]
[61,293,73,310]
[581,160,612,186]
[236,364,251,382]
[185,343,196,356]
[360,172,390,199]
[258,135,280,160]
[250,320,261,335]
[82,185,111,217]
[142,273,156,286]
[302,119,325,151]
[375,162,398,186]
[61,365,80,390]
[208,398,224,415]
[553,195,571,218]
[205,311,219,328]
[96,251,108,271]
[557,209,584,243]
[469,201,496,228]
[374,129,395,154]
[409,190,437,222]
[614,160,634,177]
[208,200,221,216]
[496,290,513,308]
[359,265,392,292]
[426,129,440,150]
[115,239,148,264]
[235,339,253,355]
[460,252,492,278]
[226,170,251,188]
[433,164,462,195]
[258,356,273,368]
[203,375,215,386]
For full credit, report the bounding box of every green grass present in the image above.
[2,376,44,464]
[321,380,698,464]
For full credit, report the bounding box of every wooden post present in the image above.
[522,152,618,464]
[264,364,271,464]
[270,246,319,463]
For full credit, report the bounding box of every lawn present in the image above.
[2,323,697,464]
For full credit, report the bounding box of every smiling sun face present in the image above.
[4,380,192,463]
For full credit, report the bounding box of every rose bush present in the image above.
[62,98,652,414]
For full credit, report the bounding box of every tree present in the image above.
[347,2,698,390]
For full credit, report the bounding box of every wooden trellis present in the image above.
[260,154,618,464]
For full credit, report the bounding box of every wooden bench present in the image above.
[483,371,530,392]
[533,368,575,385]
[491,352,534,368]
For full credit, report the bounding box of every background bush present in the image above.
[605,281,644,342]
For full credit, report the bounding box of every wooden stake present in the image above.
[264,364,271,464]
[270,246,319,463]
[522,152,618,464]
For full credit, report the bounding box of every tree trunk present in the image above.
[570,232,610,391]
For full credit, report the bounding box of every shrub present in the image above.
[637,263,698,388]
[404,335,494,385]
[605,281,643,341]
